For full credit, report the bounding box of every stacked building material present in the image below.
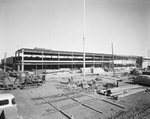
[91,68,105,74]
[46,68,70,74]
[80,68,92,73]
[109,85,145,98]
[80,67,106,74]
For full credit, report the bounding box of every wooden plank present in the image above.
[110,85,142,93]
[110,91,127,96]
[44,98,98,115]
[63,93,103,114]
[32,91,78,101]
[118,88,146,98]
[110,86,144,96]
[75,90,126,109]
[40,96,73,119]
[44,103,80,115]
[99,76,119,80]
[37,94,85,105]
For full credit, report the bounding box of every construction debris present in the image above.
[14,72,44,89]
[0,68,45,90]
[0,69,17,90]
[130,68,142,75]
[59,72,148,104]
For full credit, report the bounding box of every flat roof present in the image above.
[17,48,139,59]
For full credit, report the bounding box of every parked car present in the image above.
[0,94,23,119]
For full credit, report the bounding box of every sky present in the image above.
[0,0,150,61]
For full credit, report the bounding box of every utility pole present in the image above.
[21,49,24,72]
[83,0,86,81]
[111,43,115,76]
[148,50,150,66]
[4,52,6,72]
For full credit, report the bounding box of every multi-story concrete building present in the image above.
[1,48,139,72]
[14,48,138,72]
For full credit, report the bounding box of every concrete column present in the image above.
[4,52,7,72]
[72,52,73,69]
[42,50,43,70]
[58,52,60,69]
[111,43,115,76]
[115,56,117,68]
[15,51,17,70]
[21,49,24,72]
[122,56,123,67]
[93,55,94,67]
[18,64,20,72]
[134,59,136,67]
[109,55,111,68]
[17,51,20,72]
[148,50,150,66]
[102,55,104,68]
[36,65,37,75]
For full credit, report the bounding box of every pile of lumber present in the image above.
[109,85,145,98]
[46,68,70,74]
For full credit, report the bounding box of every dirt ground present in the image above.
[1,71,150,119]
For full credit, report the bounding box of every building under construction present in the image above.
[1,48,141,72]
